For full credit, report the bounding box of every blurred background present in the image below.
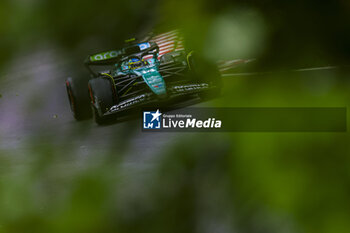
[0,0,350,233]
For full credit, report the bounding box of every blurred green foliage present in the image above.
[1,0,350,233]
[1,0,349,67]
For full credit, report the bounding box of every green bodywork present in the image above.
[88,43,167,96]
[113,57,167,96]
[134,66,166,96]
[90,50,122,62]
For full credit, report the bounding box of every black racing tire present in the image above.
[187,52,222,100]
[187,52,222,87]
[91,105,109,125]
[88,77,117,125]
[65,77,92,121]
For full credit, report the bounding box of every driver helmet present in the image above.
[128,57,143,70]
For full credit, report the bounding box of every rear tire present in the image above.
[187,52,222,100]
[65,77,92,121]
[88,77,117,125]
[187,52,222,85]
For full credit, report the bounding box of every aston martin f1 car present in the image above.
[65,40,222,124]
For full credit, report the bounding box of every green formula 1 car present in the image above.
[65,40,221,124]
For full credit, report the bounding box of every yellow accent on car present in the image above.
[187,51,194,70]
[101,73,117,88]
[122,82,138,97]
[125,38,136,43]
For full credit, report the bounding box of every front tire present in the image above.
[88,77,117,125]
